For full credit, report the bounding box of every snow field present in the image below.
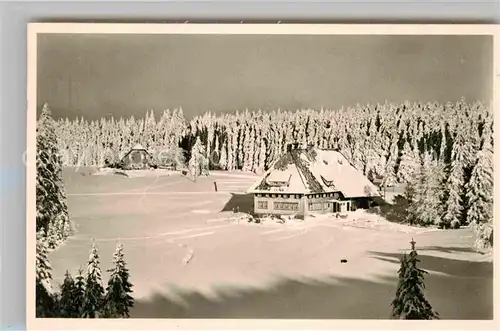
[47,167,493,319]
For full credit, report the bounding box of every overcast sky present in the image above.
[37,34,493,120]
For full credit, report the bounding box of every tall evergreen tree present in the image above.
[466,133,494,251]
[257,138,267,174]
[72,268,86,317]
[391,239,439,319]
[36,231,57,317]
[58,270,78,317]
[408,153,446,226]
[219,141,228,170]
[36,103,72,248]
[188,137,208,179]
[102,244,134,318]
[82,242,105,318]
[406,153,430,225]
[442,132,469,229]
[396,141,420,183]
[390,251,409,318]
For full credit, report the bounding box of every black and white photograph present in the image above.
[27,23,496,327]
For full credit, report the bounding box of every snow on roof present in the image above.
[247,147,381,198]
[267,170,292,183]
[131,143,146,151]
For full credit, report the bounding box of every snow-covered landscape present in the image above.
[39,166,492,319]
[33,31,494,321]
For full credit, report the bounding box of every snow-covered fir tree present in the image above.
[423,157,447,225]
[407,153,434,226]
[391,239,438,319]
[58,270,78,317]
[36,103,72,249]
[391,251,409,318]
[396,141,419,184]
[102,244,134,318]
[466,131,494,251]
[36,230,56,317]
[219,141,228,170]
[441,131,469,229]
[188,137,208,179]
[82,242,105,318]
[72,268,86,317]
[53,100,488,177]
[257,138,267,174]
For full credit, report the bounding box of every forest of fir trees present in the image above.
[36,104,135,318]
[35,100,493,318]
[37,236,134,318]
[49,99,493,248]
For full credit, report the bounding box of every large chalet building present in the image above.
[247,145,381,217]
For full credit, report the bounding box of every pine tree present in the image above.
[466,133,493,251]
[391,252,409,318]
[36,230,57,317]
[442,133,468,229]
[72,268,86,317]
[397,142,419,183]
[257,138,267,174]
[82,242,105,318]
[58,270,78,317]
[407,153,432,225]
[383,142,399,187]
[391,239,439,319]
[36,103,72,248]
[403,180,417,203]
[102,244,134,318]
[219,141,228,170]
[188,137,208,179]
[383,163,398,188]
[408,152,447,227]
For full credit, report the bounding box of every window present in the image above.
[308,202,324,211]
[274,202,299,211]
[257,201,268,209]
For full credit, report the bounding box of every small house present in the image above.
[246,145,381,217]
[120,144,153,170]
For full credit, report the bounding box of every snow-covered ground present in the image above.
[92,167,179,178]
[48,166,493,319]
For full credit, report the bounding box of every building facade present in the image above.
[120,144,153,170]
[247,146,380,217]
